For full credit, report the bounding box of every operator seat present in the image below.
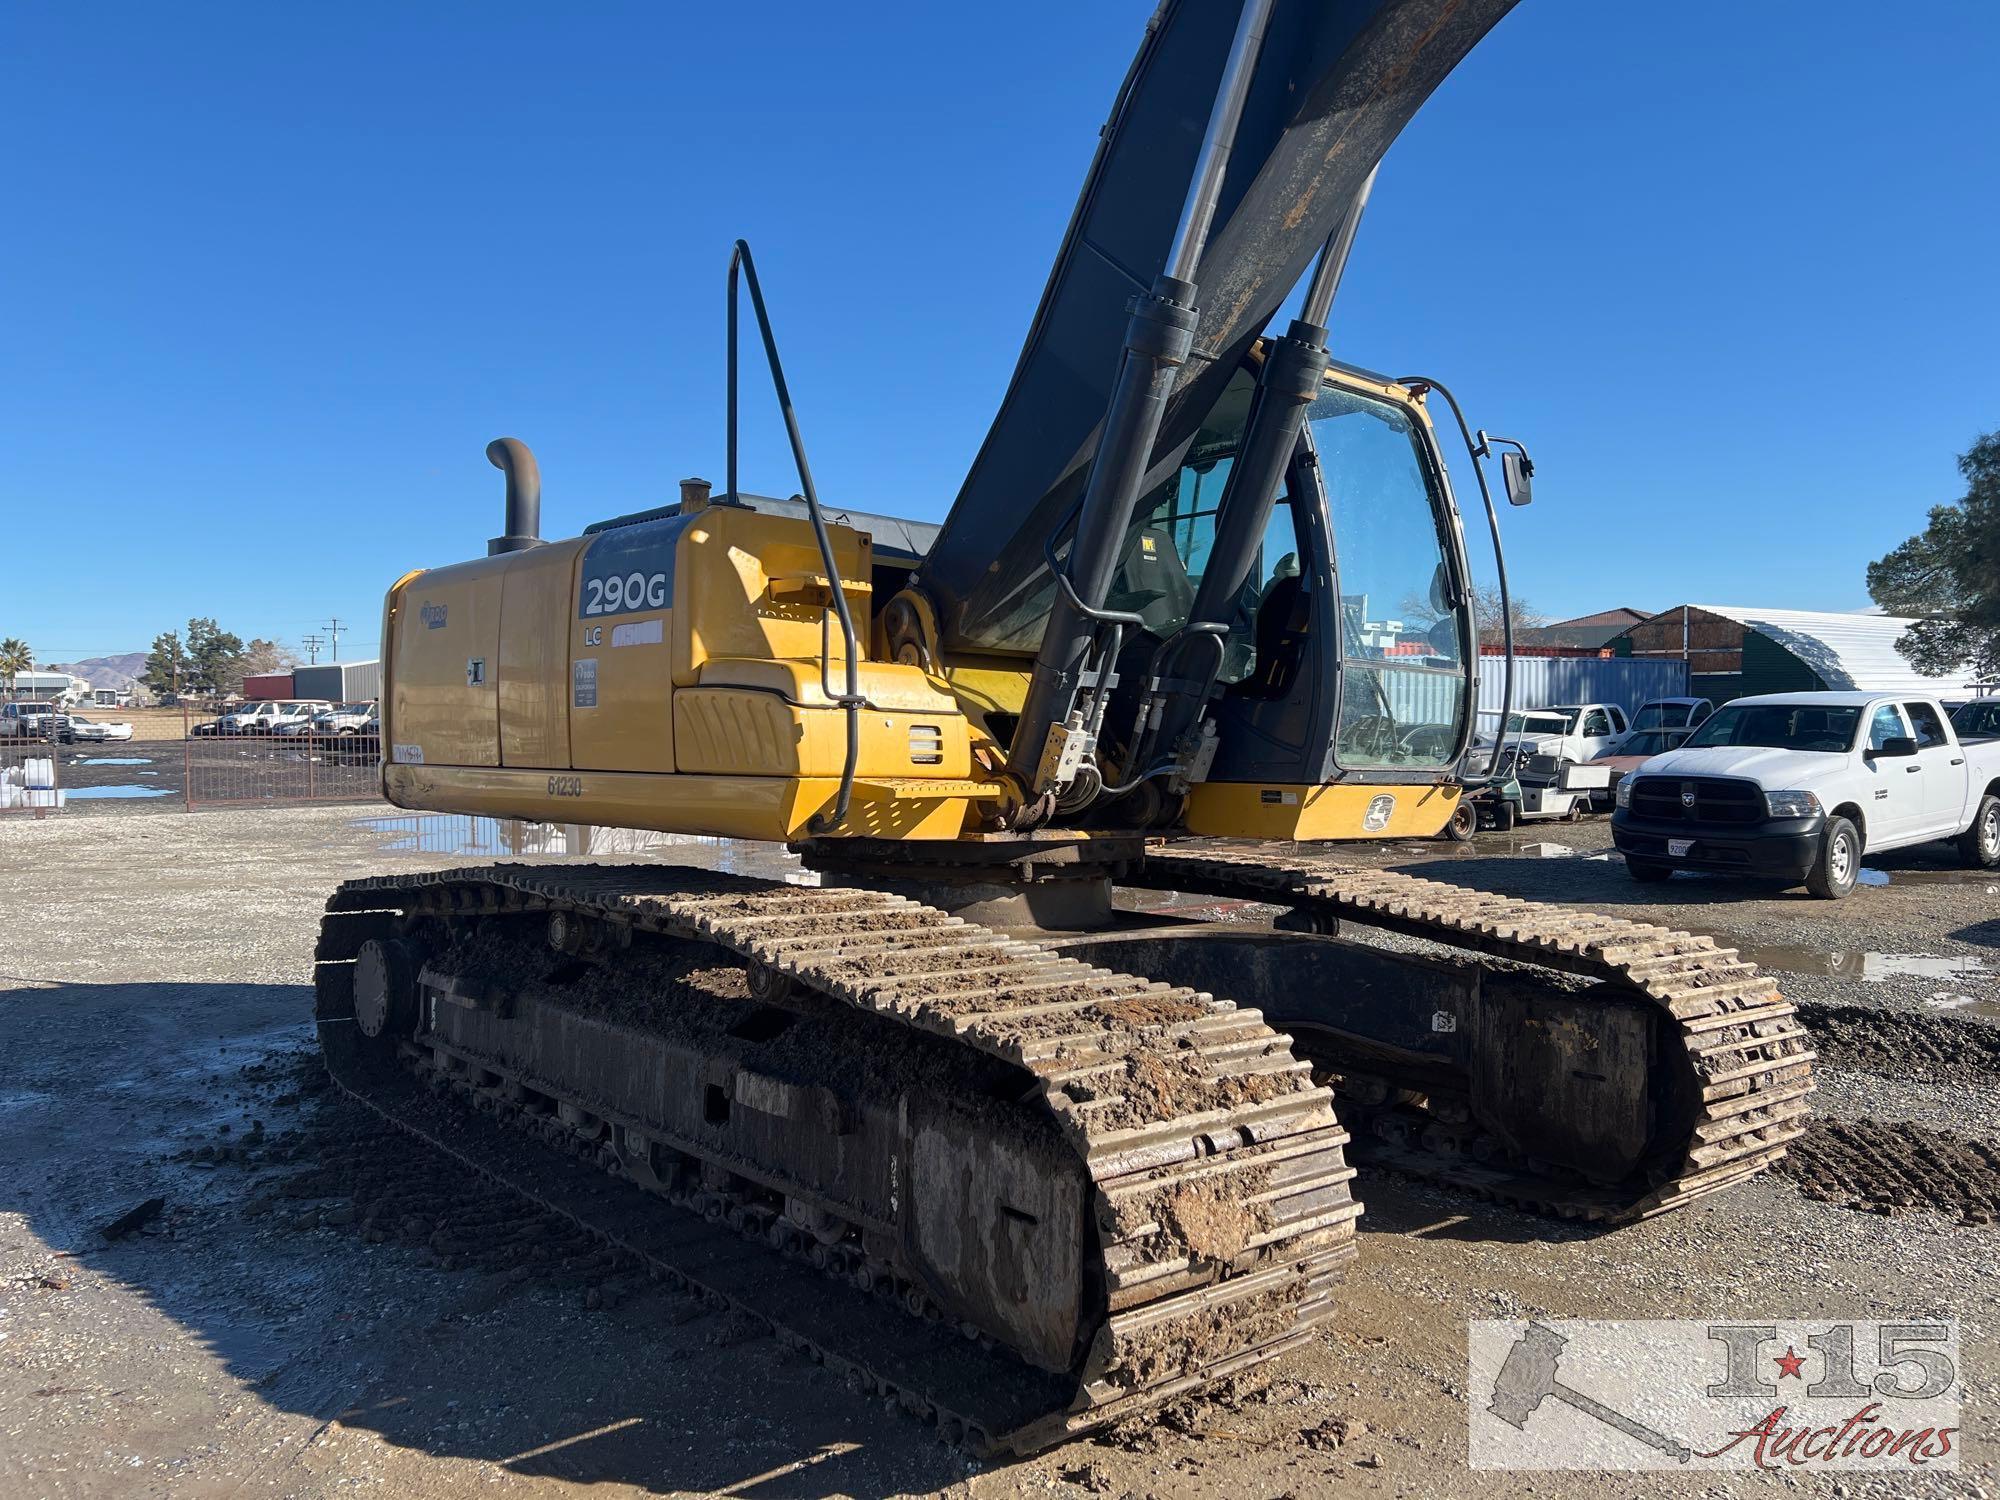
[1231,567,1309,701]
[1104,525,1195,636]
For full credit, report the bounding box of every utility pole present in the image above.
[323,619,344,662]
[302,634,323,664]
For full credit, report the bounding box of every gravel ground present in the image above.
[2,803,1996,1498]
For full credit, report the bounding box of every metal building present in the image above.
[1614,604,1980,703]
[293,659,382,703]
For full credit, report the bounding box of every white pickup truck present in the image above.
[1475,702,1630,770]
[1611,690,2000,898]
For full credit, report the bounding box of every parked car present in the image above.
[1586,726,1694,809]
[1612,691,2000,898]
[277,701,376,737]
[222,699,328,735]
[58,713,135,744]
[275,700,332,732]
[328,714,381,764]
[1,701,65,740]
[1626,697,1714,735]
[216,701,277,734]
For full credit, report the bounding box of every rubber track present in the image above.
[1133,838,1816,1220]
[316,863,1358,1455]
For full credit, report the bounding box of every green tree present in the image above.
[0,637,31,697]
[1868,431,2000,678]
[142,630,191,699]
[185,618,246,696]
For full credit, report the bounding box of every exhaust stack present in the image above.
[485,437,544,555]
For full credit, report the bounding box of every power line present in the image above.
[302,634,324,664]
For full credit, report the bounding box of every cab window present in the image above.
[1582,709,1613,737]
[1867,704,1907,751]
[1110,456,1304,688]
[1953,700,2000,738]
[1903,701,1949,749]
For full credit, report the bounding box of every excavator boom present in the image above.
[920,0,1516,656]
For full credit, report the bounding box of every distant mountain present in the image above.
[47,653,148,692]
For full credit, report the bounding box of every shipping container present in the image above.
[292,659,381,704]
[1477,654,1686,716]
[241,672,294,701]
[1378,655,1689,747]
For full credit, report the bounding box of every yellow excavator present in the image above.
[314,0,1812,1455]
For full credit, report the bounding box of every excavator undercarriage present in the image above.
[314,840,1810,1452]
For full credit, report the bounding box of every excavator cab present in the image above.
[963,352,1481,840]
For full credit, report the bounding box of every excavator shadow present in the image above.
[0,981,968,1496]
[1349,1176,1606,1246]
[1954,918,2000,950]
[1388,854,1822,908]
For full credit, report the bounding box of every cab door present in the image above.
[1904,700,1969,837]
[1575,707,1620,762]
[1862,702,1923,842]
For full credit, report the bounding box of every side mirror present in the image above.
[1873,736,1919,759]
[1502,450,1534,507]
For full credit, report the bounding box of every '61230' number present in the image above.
[547,775,583,798]
[583,572,667,616]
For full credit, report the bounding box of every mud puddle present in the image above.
[1742,947,1993,984]
[1511,840,1613,860]
[1742,947,1995,1014]
[1861,865,2000,890]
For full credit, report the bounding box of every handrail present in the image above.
[727,240,866,834]
[1398,374,1513,789]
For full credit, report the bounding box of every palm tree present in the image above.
[0,638,31,700]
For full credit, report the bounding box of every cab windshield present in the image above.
[1685,703,1861,752]
[1309,385,1464,769]
[1632,701,1697,730]
[1088,373,1316,696]
[1503,709,1576,735]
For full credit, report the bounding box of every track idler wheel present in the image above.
[353,938,421,1039]
[747,960,797,1004]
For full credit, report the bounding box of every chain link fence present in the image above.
[183,725,381,806]
[1,704,387,815]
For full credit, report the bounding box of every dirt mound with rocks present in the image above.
[1778,1116,2000,1225]
[1798,1000,2000,1085]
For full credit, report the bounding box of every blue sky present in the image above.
[4,1,1996,665]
